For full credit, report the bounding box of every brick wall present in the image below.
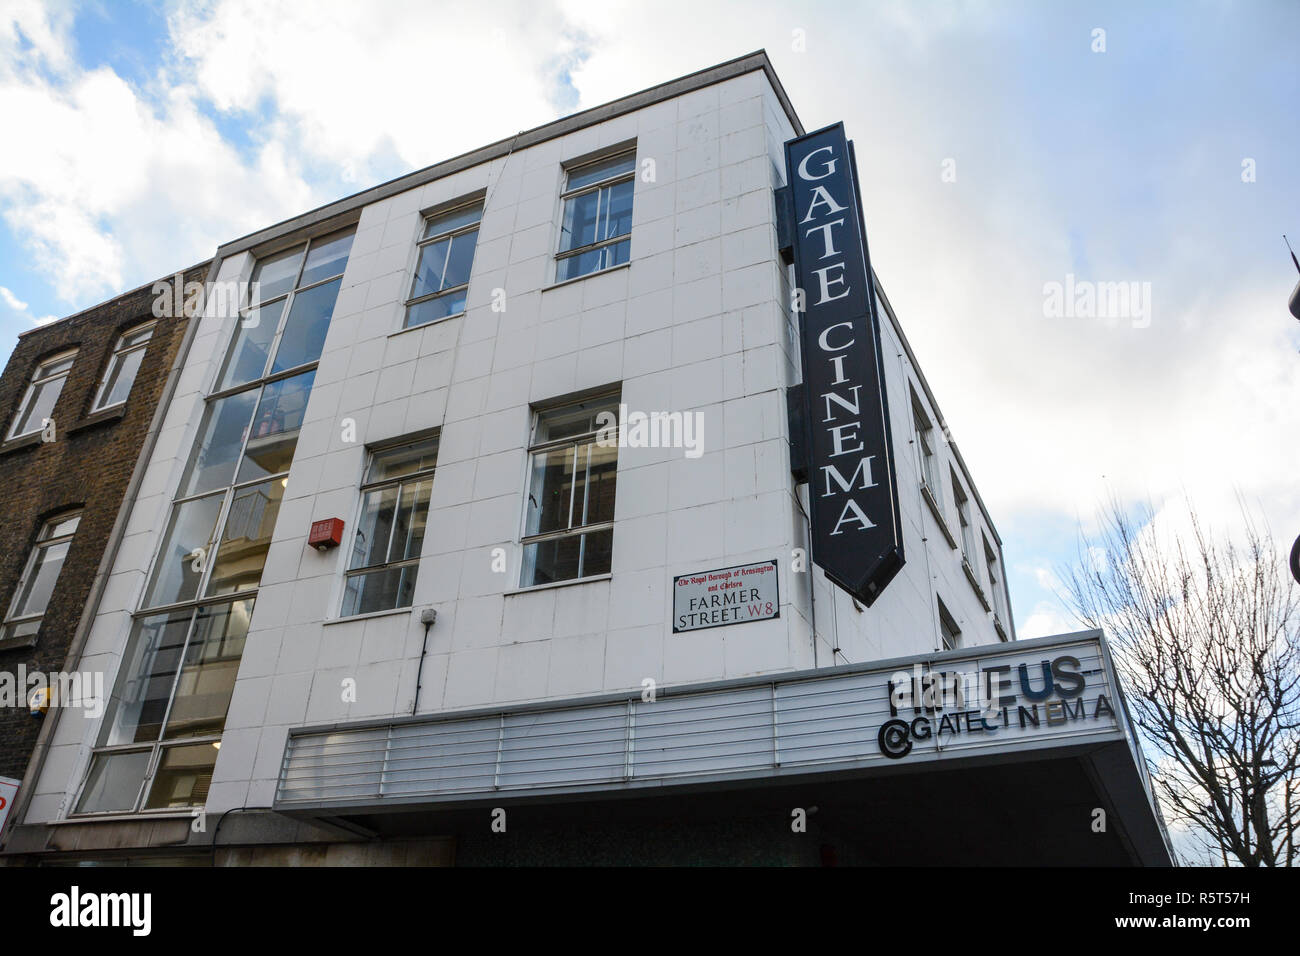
[0,265,207,779]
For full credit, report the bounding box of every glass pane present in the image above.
[121,324,155,349]
[349,485,399,571]
[36,353,77,379]
[235,370,315,483]
[217,300,285,391]
[42,513,80,539]
[298,229,354,288]
[2,619,40,642]
[522,534,582,587]
[532,397,620,444]
[75,751,151,814]
[409,238,450,300]
[603,179,634,242]
[567,153,635,191]
[163,599,253,739]
[603,238,631,269]
[10,376,66,437]
[559,189,600,253]
[206,480,286,595]
[389,478,431,563]
[142,494,224,608]
[581,440,618,526]
[178,389,259,497]
[9,540,70,620]
[102,609,193,745]
[95,344,145,409]
[366,438,439,484]
[404,289,466,328]
[442,228,478,289]
[271,278,340,374]
[525,446,575,537]
[424,203,482,238]
[251,245,304,303]
[143,742,218,809]
[580,527,614,577]
[341,565,417,617]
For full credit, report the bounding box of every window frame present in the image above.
[519,393,620,588]
[910,390,941,495]
[340,434,441,618]
[91,321,156,413]
[951,470,977,565]
[73,596,252,816]
[402,199,483,329]
[983,534,1009,628]
[0,510,81,645]
[7,348,78,440]
[937,596,962,651]
[554,148,636,282]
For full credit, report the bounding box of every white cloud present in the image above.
[1019,599,1079,639]
[0,285,26,311]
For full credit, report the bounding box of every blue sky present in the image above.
[1,0,1297,638]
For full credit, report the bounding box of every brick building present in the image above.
[0,264,207,783]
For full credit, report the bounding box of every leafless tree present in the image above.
[1063,498,1300,866]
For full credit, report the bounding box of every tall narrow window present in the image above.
[92,322,155,411]
[0,511,80,647]
[951,471,976,565]
[556,150,635,282]
[911,390,940,493]
[984,535,1008,631]
[521,393,618,587]
[342,436,439,617]
[74,227,354,816]
[404,201,482,329]
[8,350,77,440]
[938,597,962,650]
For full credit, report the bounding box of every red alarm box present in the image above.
[308,518,344,552]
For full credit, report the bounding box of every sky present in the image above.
[1,0,1297,639]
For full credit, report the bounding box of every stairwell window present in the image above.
[556,150,635,282]
[8,350,77,440]
[521,393,619,587]
[342,435,439,616]
[92,322,155,412]
[0,511,80,647]
[404,201,482,329]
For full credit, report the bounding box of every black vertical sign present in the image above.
[785,123,904,606]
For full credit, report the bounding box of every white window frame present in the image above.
[911,390,941,495]
[7,348,78,440]
[1,510,81,644]
[340,435,440,618]
[951,470,977,565]
[937,596,962,651]
[554,148,636,282]
[91,321,156,412]
[402,199,483,329]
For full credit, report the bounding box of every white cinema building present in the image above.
[2,52,1169,866]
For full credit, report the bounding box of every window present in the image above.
[556,150,635,282]
[938,597,961,650]
[8,350,77,440]
[984,535,1008,629]
[216,229,353,393]
[1,511,80,646]
[911,390,940,493]
[77,598,253,814]
[342,436,439,616]
[404,201,482,329]
[951,471,976,564]
[521,394,618,587]
[92,323,155,411]
[73,228,354,815]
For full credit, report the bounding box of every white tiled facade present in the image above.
[20,61,1012,828]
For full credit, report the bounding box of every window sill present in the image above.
[993,614,1010,642]
[0,431,45,456]
[323,606,415,627]
[68,404,127,435]
[962,558,992,612]
[389,311,465,338]
[55,809,199,826]
[542,260,630,293]
[920,483,958,550]
[0,632,38,653]
[504,573,612,597]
